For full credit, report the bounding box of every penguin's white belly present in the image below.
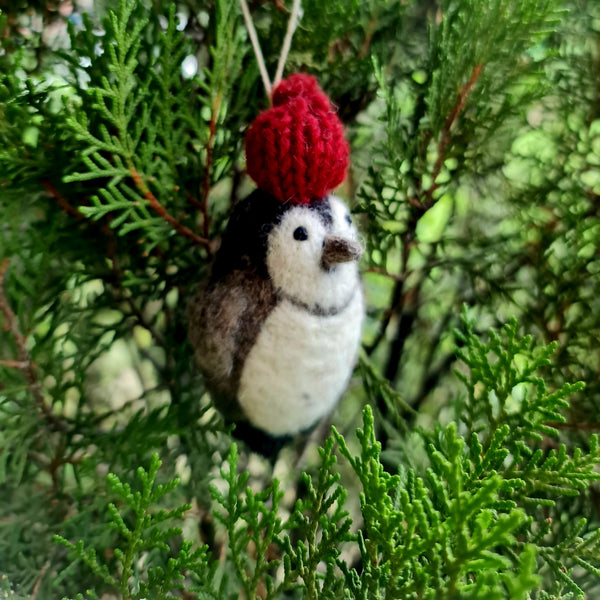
[238,289,364,436]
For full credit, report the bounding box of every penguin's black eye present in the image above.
[345,214,352,225]
[293,226,308,241]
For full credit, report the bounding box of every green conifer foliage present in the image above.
[1,0,599,598]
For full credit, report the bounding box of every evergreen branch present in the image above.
[61,0,213,249]
[30,559,50,600]
[130,169,212,249]
[425,63,484,207]
[41,179,84,220]
[547,421,600,432]
[41,179,167,344]
[210,445,288,598]
[0,259,67,433]
[280,437,352,598]
[55,453,207,599]
[210,445,253,594]
[364,266,407,282]
[335,407,541,599]
[0,359,29,369]
[200,94,220,240]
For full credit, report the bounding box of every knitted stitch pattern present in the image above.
[245,74,349,205]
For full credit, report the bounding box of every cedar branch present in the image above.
[373,66,485,363]
[368,77,483,359]
[41,179,84,219]
[0,359,30,368]
[199,93,221,240]
[43,178,168,344]
[547,421,600,432]
[365,266,408,283]
[130,169,212,249]
[31,559,51,600]
[425,63,484,207]
[0,259,67,432]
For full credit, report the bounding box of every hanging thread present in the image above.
[238,0,302,104]
[273,0,301,89]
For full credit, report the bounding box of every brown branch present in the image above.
[31,559,51,600]
[44,129,214,253]
[365,266,408,283]
[0,359,29,368]
[365,212,418,357]
[407,196,426,210]
[268,0,287,13]
[358,17,377,59]
[425,63,484,207]
[1,259,31,365]
[41,179,84,219]
[364,288,400,357]
[186,192,205,212]
[0,259,67,432]
[103,229,167,347]
[200,93,222,240]
[383,285,421,383]
[130,169,212,250]
[547,421,600,432]
[42,181,168,344]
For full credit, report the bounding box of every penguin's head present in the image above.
[224,74,359,313]
[212,191,362,313]
[266,195,362,312]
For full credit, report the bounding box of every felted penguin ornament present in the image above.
[188,74,364,457]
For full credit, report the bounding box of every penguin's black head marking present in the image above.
[212,189,285,279]
[309,197,333,228]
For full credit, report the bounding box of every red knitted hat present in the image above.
[245,74,349,205]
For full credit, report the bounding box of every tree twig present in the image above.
[186,191,205,212]
[358,16,377,60]
[199,93,221,240]
[0,259,67,432]
[365,266,408,283]
[0,359,29,368]
[31,559,51,600]
[41,179,84,219]
[547,421,600,432]
[425,63,484,207]
[130,169,212,250]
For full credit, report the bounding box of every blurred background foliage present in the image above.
[1,0,600,598]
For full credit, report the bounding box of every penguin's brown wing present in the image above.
[187,270,278,420]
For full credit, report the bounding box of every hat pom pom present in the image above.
[245,74,349,205]
[271,73,330,112]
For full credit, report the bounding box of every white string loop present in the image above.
[238,0,302,104]
[238,0,273,100]
[273,0,301,89]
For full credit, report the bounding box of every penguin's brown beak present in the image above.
[321,236,363,270]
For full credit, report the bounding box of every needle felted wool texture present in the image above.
[237,195,363,436]
[187,75,363,456]
[187,193,364,453]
